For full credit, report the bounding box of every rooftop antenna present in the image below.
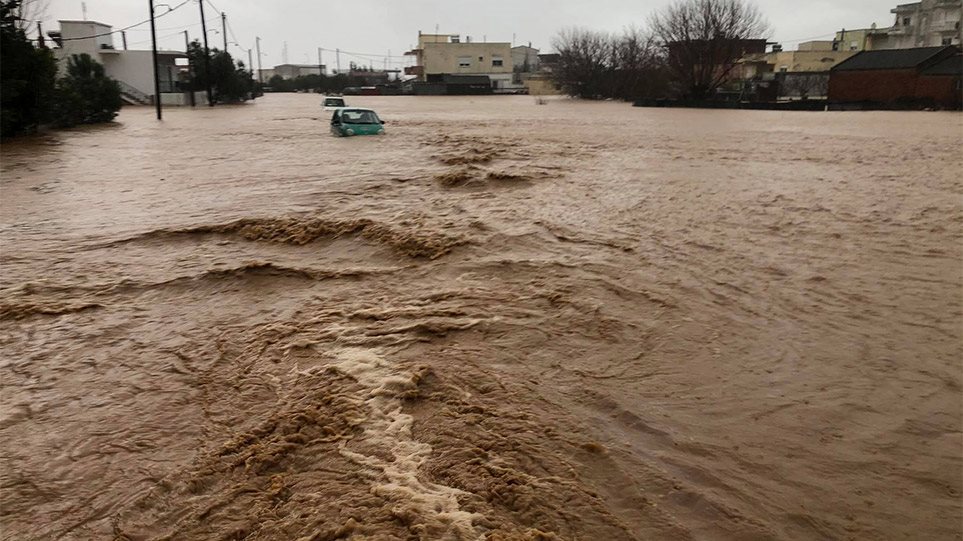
[81,2,87,20]
[435,23,439,42]
[282,41,288,64]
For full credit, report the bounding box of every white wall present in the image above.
[100,51,181,96]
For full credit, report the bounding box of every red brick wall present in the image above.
[829,69,963,108]
[915,75,963,109]
[828,69,919,103]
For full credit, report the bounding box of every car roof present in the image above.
[337,108,377,113]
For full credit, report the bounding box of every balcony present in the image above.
[404,65,424,76]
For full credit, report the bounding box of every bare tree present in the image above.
[551,26,667,100]
[611,26,667,100]
[780,72,829,100]
[13,0,49,33]
[650,0,770,99]
[552,27,612,99]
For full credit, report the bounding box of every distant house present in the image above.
[49,20,186,105]
[273,64,323,79]
[828,45,962,108]
[404,32,513,91]
[511,45,539,73]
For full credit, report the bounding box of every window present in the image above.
[478,56,484,61]
[492,56,504,67]
[943,37,953,45]
[903,17,911,26]
[458,56,471,68]
[850,41,858,50]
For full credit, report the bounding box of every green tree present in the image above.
[187,40,253,103]
[1,0,58,136]
[53,53,122,126]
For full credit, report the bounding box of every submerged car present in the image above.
[330,108,385,137]
[321,96,346,110]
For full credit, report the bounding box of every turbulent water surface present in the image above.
[1,94,961,540]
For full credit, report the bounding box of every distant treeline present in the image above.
[552,0,769,101]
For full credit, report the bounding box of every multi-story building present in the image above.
[48,20,186,105]
[836,1,962,51]
[404,32,513,90]
[885,0,962,48]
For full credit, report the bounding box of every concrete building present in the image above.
[767,40,857,72]
[834,1,962,51]
[273,64,323,79]
[404,32,514,90]
[511,45,539,72]
[828,45,962,108]
[49,20,186,105]
[884,0,962,48]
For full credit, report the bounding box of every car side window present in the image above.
[331,111,339,124]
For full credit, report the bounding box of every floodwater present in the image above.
[1,94,961,540]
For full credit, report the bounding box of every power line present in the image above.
[56,0,190,41]
[319,46,409,60]
[775,31,838,44]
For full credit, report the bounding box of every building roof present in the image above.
[921,54,963,76]
[58,19,111,26]
[831,46,952,71]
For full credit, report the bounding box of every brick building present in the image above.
[828,45,962,108]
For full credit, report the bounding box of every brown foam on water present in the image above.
[0,300,102,320]
[112,216,467,259]
[332,347,485,539]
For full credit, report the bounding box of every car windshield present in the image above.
[340,110,380,124]
[324,98,344,107]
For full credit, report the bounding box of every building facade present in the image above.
[404,32,514,89]
[511,45,539,73]
[828,45,961,108]
[273,64,323,79]
[50,20,185,104]
[767,41,857,72]
[836,1,963,51]
[885,0,962,48]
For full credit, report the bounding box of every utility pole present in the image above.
[184,30,196,106]
[149,0,162,119]
[255,36,263,83]
[317,46,323,85]
[220,12,227,51]
[248,48,255,100]
[37,22,45,48]
[121,30,127,49]
[199,0,213,106]
[336,48,341,74]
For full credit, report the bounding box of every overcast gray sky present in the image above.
[41,0,896,69]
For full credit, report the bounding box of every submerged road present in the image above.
[1,95,961,539]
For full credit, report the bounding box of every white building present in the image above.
[885,0,962,48]
[849,1,963,50]
[50,20,187,105]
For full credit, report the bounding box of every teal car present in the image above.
[330,108,385,137]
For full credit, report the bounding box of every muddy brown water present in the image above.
[1,94,961,540]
